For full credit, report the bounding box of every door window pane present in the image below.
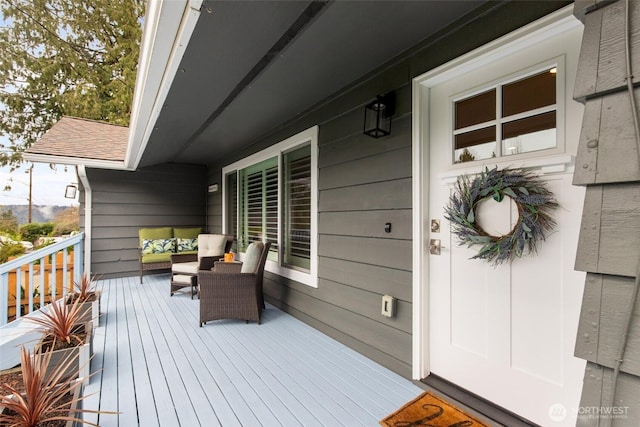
[455,89,496,129]
[454,126,496,163]
[503,69,555,117]
[502,111,556,156]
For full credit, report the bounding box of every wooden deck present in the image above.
[82,274,423,426]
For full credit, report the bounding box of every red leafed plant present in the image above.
[69,274,99,304]
[28,297,85,350]
[0,347,107,426]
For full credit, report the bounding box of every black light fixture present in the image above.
[364,93,394,138]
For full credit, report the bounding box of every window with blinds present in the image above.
[238,157,278,260]
[283,145,311,270]
[222,126,318,287]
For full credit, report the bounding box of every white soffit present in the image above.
[125,0,203,169]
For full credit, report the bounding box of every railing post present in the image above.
[75,240,84,282]
[0,273,7,327]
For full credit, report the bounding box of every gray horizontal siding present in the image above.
[203,1,569,379]
[83,164,207,278]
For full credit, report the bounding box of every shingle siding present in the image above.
[573,0,640,424]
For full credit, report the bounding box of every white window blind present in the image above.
[283,145,311,269]
[239,157,278,259]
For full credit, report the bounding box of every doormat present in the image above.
[380,391,490,427]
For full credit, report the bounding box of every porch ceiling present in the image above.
[137,0,485,168]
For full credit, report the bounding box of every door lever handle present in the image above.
[429,239,445,255]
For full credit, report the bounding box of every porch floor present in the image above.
[83,274,424,426]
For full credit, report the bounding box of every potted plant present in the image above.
[27,297,92,385]
[0,346,111,426]
[66,274,100,328]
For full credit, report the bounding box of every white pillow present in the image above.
[241,242,264,273]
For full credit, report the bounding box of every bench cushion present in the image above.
[174,227,202,239]
[141,253,172,264]
[139,227,173,241]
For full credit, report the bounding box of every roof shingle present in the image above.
[27,116,128,162]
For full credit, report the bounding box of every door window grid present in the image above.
[453,66,558,164]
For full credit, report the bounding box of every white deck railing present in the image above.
[0,232,84,327]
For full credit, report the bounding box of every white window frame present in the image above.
[222,126,319,288]
[450,56,566,166]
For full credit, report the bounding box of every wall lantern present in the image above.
[64,184,78,199]
[364,94,394,138]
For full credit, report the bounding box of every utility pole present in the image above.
[28,164,33,223]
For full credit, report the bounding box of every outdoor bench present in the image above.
[138,227,202,283]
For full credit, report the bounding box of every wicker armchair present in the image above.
[170,234,234,298]
[198,241,271,326]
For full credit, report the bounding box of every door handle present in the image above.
[429,239,445,255]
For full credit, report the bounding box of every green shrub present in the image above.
[19,222,55,243]
[0,241,25,263]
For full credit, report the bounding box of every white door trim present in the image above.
[410,4,580,380]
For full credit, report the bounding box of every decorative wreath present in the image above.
[444,166,558,265]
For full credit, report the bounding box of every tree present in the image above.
[0,0,145,170]
[0,208,19,234]
[53,205,79,235]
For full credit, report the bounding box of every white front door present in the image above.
[412,8,586,426]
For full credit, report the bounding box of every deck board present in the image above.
[86,274,423,426]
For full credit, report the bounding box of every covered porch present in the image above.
[82,273,427,426]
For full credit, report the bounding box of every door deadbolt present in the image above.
[431,219,440,233]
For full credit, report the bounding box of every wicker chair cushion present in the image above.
[197,234,227,260]
[172,261,198,275]
[241,242,264,273]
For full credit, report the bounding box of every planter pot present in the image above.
[36,322,93,386]
[0,383,82,427]
[67,291,101,328]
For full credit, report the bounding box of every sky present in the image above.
[0,161,78,207]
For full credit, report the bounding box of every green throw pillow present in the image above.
[177,238,198,252]
[142,238,176,255]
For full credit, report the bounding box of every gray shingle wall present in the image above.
[572,1,640,424]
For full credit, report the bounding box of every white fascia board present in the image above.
[23,153,128,171]
[125,0,202,169]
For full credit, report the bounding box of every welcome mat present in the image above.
[380,391,490,427]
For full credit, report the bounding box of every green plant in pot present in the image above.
[27,297,93,385]
[0,346,111,426]
[66,274,100,328]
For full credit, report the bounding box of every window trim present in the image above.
[222,126,319,288]
[450,56,566,165]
